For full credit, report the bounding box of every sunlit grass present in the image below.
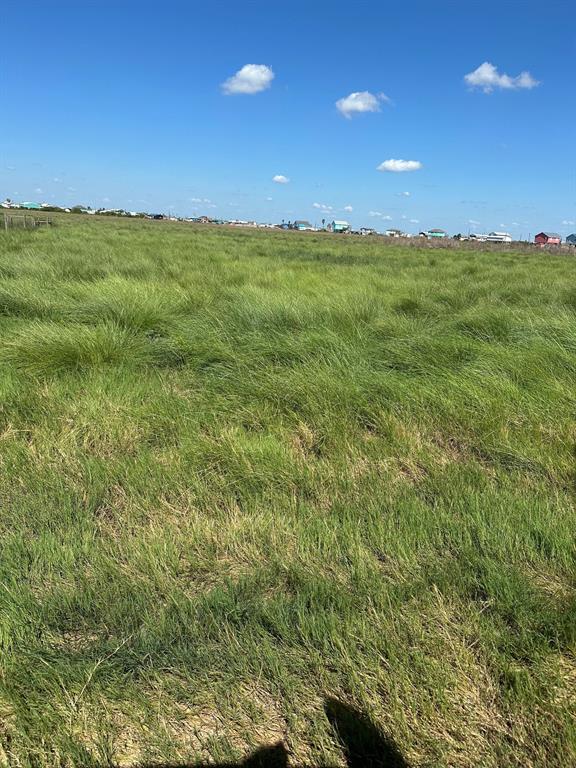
[0,218,575,767]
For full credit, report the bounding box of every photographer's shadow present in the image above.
[141,695,408,767]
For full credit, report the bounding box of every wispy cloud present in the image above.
[397,191,411,197]
[409,219,419,224]
[468,219,480,226]
[313,202,333,212]
[272,174,289,184]
[222,64,274,95]
[377,159,422,173]
[336,90,389,118]
[265,197,273,201]
[190,197,212,203]
[562,219,575,226]
[369,211,392,219]
[464,62,539,93]
[34,188,43,194]
[343,205,353,212]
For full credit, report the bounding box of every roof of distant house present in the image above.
[537,231,561,238]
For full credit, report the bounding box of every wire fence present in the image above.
[2,213,53,231]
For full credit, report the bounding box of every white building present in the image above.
[485,231,512,243]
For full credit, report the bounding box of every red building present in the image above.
[535,231,561,245]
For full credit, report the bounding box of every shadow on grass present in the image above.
[138,696,409,768]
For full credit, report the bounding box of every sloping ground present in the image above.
[0,219,575,766]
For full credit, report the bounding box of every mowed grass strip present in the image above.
[0,218,575,767]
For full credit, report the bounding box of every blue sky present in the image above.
[2,0,575,235]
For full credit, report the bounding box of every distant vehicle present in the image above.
[153,214,164,220]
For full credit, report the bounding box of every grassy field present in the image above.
[0,217,575,767]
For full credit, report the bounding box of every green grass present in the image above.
[0,217,575,767]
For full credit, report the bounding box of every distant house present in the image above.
[427,228,447,238]
[293,220,314,231]
[486,231,512,243]
[566,234,576,246]
[360,227,377,236]
[469,233,486,242]
[330,220,350,233]
[535,232,561,245]
[21,202,41,210]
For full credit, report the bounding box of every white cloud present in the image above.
[397,191,411,197]
[53,177,61,183]
[409,218,419,224]
[562,219,575,226]
[34,188,43,194]
[273,174,289,184]
[369,211,392,219]
[468,219,480,226]
[343,205,353,212]
[221,64,274,95]
[377,159,422,173]
[67,186,75,192]
[313,202,333,211]
[464,62,539,93]
[102,197,111,203]
[336,90,389,118]
[266,197,273,201]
